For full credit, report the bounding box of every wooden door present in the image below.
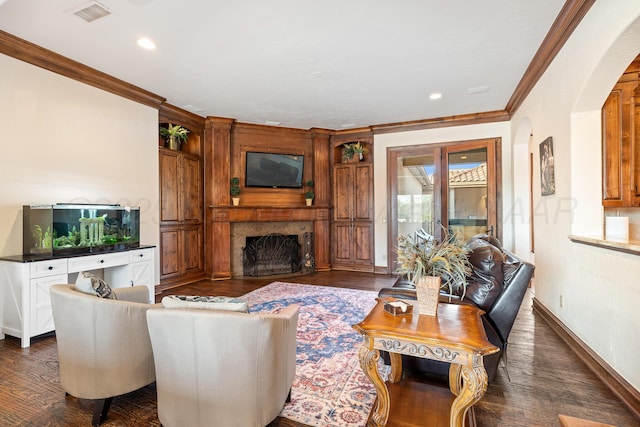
[387,138,501,273]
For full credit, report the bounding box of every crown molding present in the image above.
[371,110,510,135]
[505,0,595,115]
[0,30,165,109]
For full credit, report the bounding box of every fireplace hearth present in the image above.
[243,234,301,277]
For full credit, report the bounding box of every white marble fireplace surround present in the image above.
[231,221,313,277]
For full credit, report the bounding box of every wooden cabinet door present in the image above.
[353,222,374,264]
[333,163,373,221]
[182,224,203,274]
[181,154,202,222]
[160,226,181,279]
[602,77,639,207]
[333,165,353,221]
[331,162,374,270]
[159,150,180,222]
[331,222,374,270]
[332,222,353,263]
[353,164,373,221]
[159,148,204,286]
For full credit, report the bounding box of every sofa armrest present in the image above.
[113,285,151,303]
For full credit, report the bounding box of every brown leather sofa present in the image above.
[378,234,535,382]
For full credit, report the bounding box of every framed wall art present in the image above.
[540,137,555,196]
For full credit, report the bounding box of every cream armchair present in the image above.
[146,304,300,427]
[50,284,159,426]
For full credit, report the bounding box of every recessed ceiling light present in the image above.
[341,123,356,128]
[265,121,281,126]
[429,93,442,100]
[137,38,156,50]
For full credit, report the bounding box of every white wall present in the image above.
[373,121,512,268]
[510,0,640,391]
[0,54,160,283]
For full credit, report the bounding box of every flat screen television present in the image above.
[245,151,304,188]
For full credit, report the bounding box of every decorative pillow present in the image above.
[161,295,249,313]
[75,271,116,299]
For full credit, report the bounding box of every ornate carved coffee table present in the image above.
[353,298,499,427]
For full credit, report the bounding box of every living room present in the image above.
[1,0,640,426]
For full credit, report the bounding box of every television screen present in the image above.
[245,152,304,188]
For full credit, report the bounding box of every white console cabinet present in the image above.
[0,247,155,348]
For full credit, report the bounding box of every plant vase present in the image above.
[232,197,240,206]
[415,276,440,316]
[305,198,313,207]
[167,135,181,151]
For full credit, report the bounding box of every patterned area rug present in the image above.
[242,282,387,427]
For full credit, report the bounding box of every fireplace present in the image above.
[243,234,301,276]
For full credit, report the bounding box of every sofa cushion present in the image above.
[463,238,505,310]
[75,271,116,299]
[161,295,249,312]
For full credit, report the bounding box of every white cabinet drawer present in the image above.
[29,259,68,279]
[68,252,130,273]
[129,248,153,263]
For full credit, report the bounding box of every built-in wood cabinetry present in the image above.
[205,119,333,279]
[158,105,205,290]
[330,131,374,272]
[602,55,640,207]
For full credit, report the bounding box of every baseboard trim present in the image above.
[532,298,640,419]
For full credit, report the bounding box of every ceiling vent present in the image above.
[70,1,112,23]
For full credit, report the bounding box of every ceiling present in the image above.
[0,0,567,130]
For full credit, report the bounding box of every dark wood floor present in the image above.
[0,271,638,426]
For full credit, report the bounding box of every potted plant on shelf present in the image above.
[304,180,315,206]
[342,142,366,162]
[395,229,471,316]
[230,177,241,206]
[159,123,190,151]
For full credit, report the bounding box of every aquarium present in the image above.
[23,204,140,256]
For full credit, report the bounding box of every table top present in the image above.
[0,245,156,263]
[353,298,498,356]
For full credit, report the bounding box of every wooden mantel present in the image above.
[211,206,329,222]
[209,206,330,280]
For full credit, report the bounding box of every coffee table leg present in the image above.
[449,357,489,427]
[358,341,389,427]
[388,352,402,383]
[449,363,462,396]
